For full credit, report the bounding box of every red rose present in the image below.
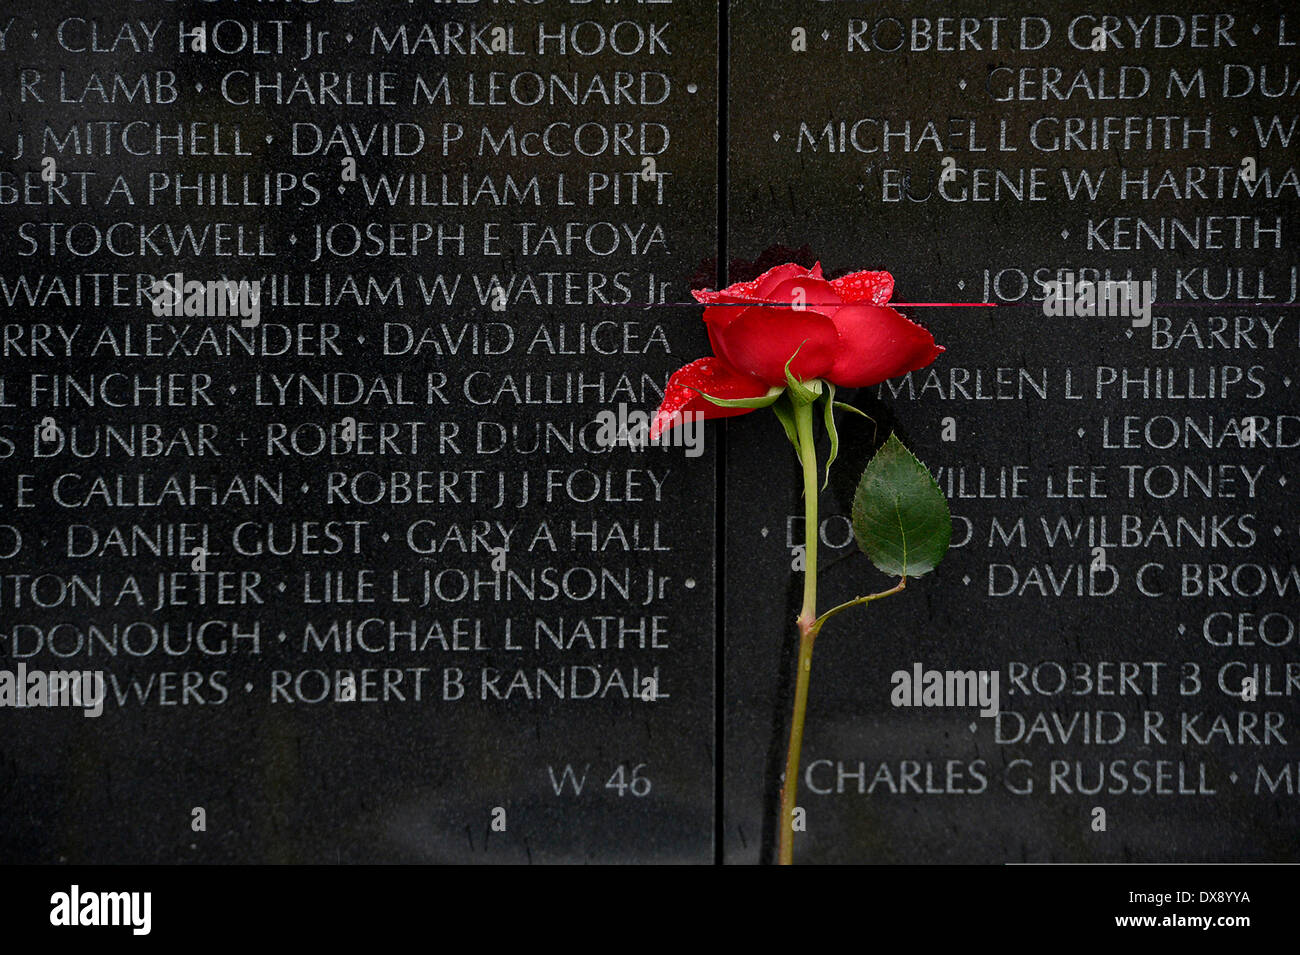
[651,263,943,438]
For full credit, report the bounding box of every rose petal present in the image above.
[691,262,819,305]
[759,275,841,316]
[755,262,819,298]
[650,357,772,439]
[700,271,840,341]
[826,305,944,387]
[829,270,894,306]
[692,278,761,306]
[715,306,839,387]
[700,302,749,339]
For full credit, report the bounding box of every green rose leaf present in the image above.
[820,383,838,490]
[770,393,802,459]
[851,434,951,578]
[783,345,822,406]
[686,385,783,410]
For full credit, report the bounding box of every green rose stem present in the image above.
[777,398,821,866]
[777,396,906,866]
